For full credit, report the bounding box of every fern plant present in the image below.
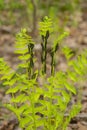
[0,17,87,130]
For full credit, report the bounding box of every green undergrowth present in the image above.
[0,17,87,130]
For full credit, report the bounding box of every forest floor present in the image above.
[0,4,87,130]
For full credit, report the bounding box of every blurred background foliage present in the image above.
[0,0,82,37]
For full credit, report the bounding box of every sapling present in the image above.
[0,17,87,130]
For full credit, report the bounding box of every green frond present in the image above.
[39,16,53,37]
[70,103,81,118]
[62,46,74,60]
[69,51,87,77]
[0,58,12,79]
[15,28,34,56]
[52,32,69,53]
[11,94,29,103]
[16,28,34,45]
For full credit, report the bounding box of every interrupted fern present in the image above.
[0,17,87,130]
[15,28,35,79]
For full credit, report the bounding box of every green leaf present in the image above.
[15,48,28,54]
[18,54,30,60]
[64,82,76,94]
[17,104,30,115]
[26,124,33,130]
[70,103,81,118]
[23,107,32,115]
[1,72,15,80]
[11,94,28,103]
[6,86,20,94]
[68,70,77,81]
[61,91,70,103]
[35,118,44,127]
[20,116,33,128]
[52,32,69,52]
[3,78,17,86]
[18,62,28,68]
[4,104,20,120]
[62,46,74,60]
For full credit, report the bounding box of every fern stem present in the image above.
[30,97,36,130]
[51,52,55,76]
[49,86,53,130]
[41,31,49,74]
[44,36,47,74]
[28,43,34,79]
[51,42,59,76]
[41,36,46,74]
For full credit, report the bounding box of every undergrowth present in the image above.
[0,17,87,130]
